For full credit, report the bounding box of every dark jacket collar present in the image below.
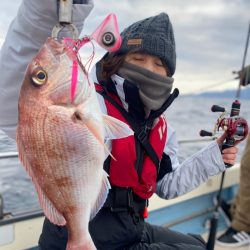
[94,57,179,125]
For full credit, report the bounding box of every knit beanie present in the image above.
[116,12,176,76]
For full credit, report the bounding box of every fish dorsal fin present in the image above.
[90,170,110,220]
[102,114,133,140]
[16,132,66,226]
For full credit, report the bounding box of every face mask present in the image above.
[117,61,174,115]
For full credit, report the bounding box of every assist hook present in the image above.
[52,0,79,40]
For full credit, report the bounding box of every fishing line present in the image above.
[192,77,237,94]
[77,39,96,87]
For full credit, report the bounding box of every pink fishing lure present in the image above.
[64,14,121,102]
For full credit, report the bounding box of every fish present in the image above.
[16,37,133,250]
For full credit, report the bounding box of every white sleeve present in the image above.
[163,122,180,171]
[0,0,94,139]
[156,140,226,199]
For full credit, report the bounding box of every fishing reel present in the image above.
[200,100,248,167]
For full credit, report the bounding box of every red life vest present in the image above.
[96,84,167,199]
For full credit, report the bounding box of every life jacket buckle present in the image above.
[137,130,147,143]
[109,187,134,213]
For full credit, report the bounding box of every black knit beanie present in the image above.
[115,12,176,76]
[116,13,176,76]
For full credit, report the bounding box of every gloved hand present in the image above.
[217,132,239,166]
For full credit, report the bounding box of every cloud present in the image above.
[0,0,249,93]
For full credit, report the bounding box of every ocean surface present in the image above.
[0,96,249,214]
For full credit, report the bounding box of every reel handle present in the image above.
[211,105,225,113]
[200,130,213,137]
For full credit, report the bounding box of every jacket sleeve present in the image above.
[0,0,94,139]
[156,124,226,199]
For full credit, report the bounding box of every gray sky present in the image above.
[0,0,249,94]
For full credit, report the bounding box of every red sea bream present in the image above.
[16,37,132,250]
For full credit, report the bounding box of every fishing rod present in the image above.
[0,194,3,220]
[236,20,250,99]
[202,20,250,250]
[192,77,237,94]
[200,100,248,250]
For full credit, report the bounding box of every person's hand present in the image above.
[217,132,239,166]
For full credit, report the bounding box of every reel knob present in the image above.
[211,105,225,113]
[102,32,116,46]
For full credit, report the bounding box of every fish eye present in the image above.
[31,69,47,86]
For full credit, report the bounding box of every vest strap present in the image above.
[97,89,160,172]
[103,187,147,214]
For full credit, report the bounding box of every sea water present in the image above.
[0,96,250,214]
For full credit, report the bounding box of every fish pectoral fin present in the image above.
[74,110,104,145]
[103,114,134,140]
[76,111,116,159]
[16,132,66,226]
[90,170,111,220]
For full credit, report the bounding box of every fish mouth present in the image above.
[46,37,66,56]
[47,38,77,103]
[40,37,85,106]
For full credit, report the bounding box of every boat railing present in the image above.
[0,137,216,160]
[0,207,44,227]
[0,151,18,159]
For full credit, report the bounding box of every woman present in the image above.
[38,13,238,250]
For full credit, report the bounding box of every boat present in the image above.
[0,148,248,250]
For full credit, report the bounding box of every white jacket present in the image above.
[0,0,226,200]
[0,0,93,139]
